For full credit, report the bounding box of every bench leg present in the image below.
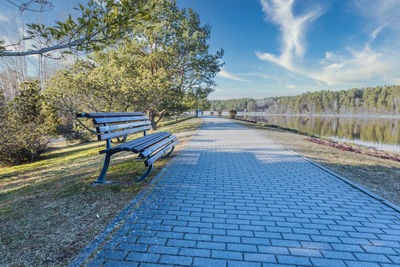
[137,164,153,182]
[163,146,175,159]
[94,153,112,184]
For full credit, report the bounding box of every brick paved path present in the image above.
[86,117,400,266]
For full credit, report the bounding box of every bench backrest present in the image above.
[76,112,151,141]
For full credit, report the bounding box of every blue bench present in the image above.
[76,112,178,184]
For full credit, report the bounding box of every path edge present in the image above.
[69,118,204,267]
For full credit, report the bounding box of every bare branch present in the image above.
[0,37,108,57]
[5,0,54,13]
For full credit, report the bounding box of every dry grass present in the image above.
[236,120,400,206]
[0,117,202,266]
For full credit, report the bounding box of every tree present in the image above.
[46,0,223,132]
[92,0,222,129]
[0,0,146,57]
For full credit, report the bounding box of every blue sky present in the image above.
[1,0,400,99]
[177,0,400,99]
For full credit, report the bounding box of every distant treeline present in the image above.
[210,85,400,114]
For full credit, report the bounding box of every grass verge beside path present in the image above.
[0,117,202,266]
[236,120,400,206]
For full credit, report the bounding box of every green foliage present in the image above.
[229,110,237,119]
[210,98,258,112]
[0,80,55,165]
[212,85,400,115]
[46,0,222,132]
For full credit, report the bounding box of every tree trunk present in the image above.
[147,110,157,130]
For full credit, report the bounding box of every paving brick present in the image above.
[167,239,196,248]
[116,243,148,252]
[193,257,227,266]
[258,246,289,255]
[228,260,261,267]
[197,241,226,250]
[125,252,160,263]
[147,245,179,255]
[137,237,167,246]
[179,248,210,257]
[270,239,301,248]
[310,258,346,267]
[159,255,193,265]
[282,233,311,241]
[345,260,381,267]
[156,231,184,239]
[277,255,311,265]
[321,250,356,260]
[244,253,276,263]
[289,248,322,257]
[227,230,254,237]
[212,250,243,260]
[227,243,257,252]
[184,233,211,241]
[354,253,391,263]
[300,241,332,250]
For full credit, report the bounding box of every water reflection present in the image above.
[236,115,400,152]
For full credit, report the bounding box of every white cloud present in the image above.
[353,0,400,36]
[286,84,296,89]
[217,69,248,82]
[242,72,271,79]
[0,14,8,22]
[394,78,400,85]
[256,0,322,71]
[310,45,395,85]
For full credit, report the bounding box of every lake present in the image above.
[214,112,400,153]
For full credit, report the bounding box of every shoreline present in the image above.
[207,111,400,119]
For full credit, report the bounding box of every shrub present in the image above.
[229,110,237,119]
[0,81,54,165]
[0,121,49,165]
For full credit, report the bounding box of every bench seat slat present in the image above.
[145,139,179,166]
[99,132,166,154]
[94,116,149,124]
[121,132,169,151]
[98,121,150,133]
[131,132,172,153]
[140,135,177,158]
[77,112,145,118]
[99,125,152,140]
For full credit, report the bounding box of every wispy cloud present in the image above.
[353,0,400,36]
[310,44,394,85]
[286,84,296,89]
[0,13,8,22]
[218,69,248,82]
[242,72,271,79]
[256,0,322,71]
[256,0,400,86]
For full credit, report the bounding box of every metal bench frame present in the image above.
[76,112,178,184]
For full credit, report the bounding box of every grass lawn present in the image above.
[0,117,202,266]
[236,120,400,206]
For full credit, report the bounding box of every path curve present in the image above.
[83,117,400,266]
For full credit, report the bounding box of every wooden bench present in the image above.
[76,112,178,184]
